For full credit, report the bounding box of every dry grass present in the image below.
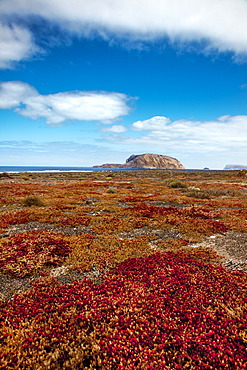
[22,195,45,207]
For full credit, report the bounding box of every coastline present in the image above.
[0,166,228,173]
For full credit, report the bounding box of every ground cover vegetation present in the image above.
[0,170,246,369]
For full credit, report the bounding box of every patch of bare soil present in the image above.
[0,267,105,301]
[0,273,32,300]
[188,231,247,272]
[50,265,105,287]
[145,200,184,208]
[118,227,181,240]
[2,221,90,237]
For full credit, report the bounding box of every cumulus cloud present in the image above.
[132,116,171,130]
[102,125,127,133]
[0,0,247,60]
[106,115,247,168]
[118,115,247,152]
[0,81,38,109]
[0,23,37,68]
[0,81,131,125]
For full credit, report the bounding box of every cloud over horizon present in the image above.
[0,81,131,125]
[0,140,130,166]
[106,115,247,156]
[1,0,247,67]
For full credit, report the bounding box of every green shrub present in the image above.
[184,187,244,199]
[0,172,10,178]
[165,178,187,189]
[106,187,117,194]
[185,189,211,199]
[22,195,45,207]
[238,169,247,177]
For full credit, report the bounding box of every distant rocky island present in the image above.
[94,153,185,169]
[224,164,247,170]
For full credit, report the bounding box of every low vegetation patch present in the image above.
[0,251,246,369]
[0,170,246,368]
[22,195,45,207]
[165,178,188,188]
[0,231,70,277]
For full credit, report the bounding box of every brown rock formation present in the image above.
[94,153,185,169]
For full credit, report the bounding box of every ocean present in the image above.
[0,166,121,173]
[0,166,198,173]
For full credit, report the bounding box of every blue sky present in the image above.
[0,0,247,169]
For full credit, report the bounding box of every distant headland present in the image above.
[94,153,185,169]
[224,164,247,170]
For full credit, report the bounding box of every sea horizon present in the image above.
[0,165,223,173]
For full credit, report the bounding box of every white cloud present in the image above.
[0,81,38,109]
[0,23,37,68]
[120,115,247,152]
[0,81,131,125]
[102,125,127,133]
[103,114,247,168]
[0,0,247,59]
[132,116,171,130]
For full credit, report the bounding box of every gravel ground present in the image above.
[2,221,90,237]
[188,231,247,272]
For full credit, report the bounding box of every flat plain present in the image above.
[0,170,246,369]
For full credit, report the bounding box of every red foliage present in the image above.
[130,205,228,236]
[0,251,246,369]
[57,215,91,227]
[0,210,32,228]
[0,231,70,277]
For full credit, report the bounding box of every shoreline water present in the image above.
[0,166,216,173]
